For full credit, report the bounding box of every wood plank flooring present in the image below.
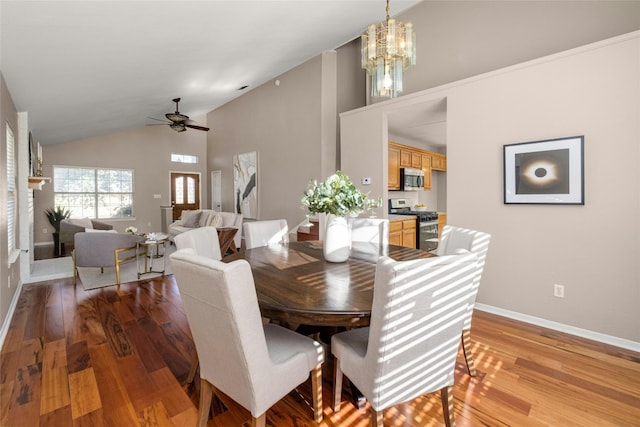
[1,274,639,426]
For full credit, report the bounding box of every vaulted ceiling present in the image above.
[1,0,422,145]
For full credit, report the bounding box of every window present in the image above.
[53,166,134,219]
[6,124,17,261]
[171,153,198,164]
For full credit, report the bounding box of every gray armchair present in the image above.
[60,218,113,249]
[72,232,145,285]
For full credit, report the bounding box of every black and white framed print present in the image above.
[504,136,584,205]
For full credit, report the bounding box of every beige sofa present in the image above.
[168,210,243,250]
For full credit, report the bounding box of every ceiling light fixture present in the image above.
[361,0,416,98]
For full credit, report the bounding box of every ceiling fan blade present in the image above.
[147,116,170,123]
[184,119,210,132]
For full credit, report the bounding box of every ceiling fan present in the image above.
[148,98,210,133]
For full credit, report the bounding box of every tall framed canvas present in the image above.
[504,136,584,205]
[233,151,258,219]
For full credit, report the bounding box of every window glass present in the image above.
[53,166,134,219]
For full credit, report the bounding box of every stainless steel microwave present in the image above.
[400,168,424,191]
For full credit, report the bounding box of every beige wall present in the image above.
[341,33,640,343]
[34,120,207,243]
[0,73,21,326]
[399,0,640,97]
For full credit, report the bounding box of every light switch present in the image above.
[153,194,161,199]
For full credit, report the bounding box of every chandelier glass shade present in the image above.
[361,0,416,98]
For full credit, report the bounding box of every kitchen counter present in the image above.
[389,214,416,220]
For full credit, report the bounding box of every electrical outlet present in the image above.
[43,228,48,234]
[147,222,151,227]
[554,284,565,298]
[362,177,371,185]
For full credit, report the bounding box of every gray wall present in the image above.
[206,52,341,229]
[0,73,21,326]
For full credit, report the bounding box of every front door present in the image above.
[171,172,200,220]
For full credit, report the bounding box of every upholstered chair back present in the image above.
[243,219,288,250]
[436,225,491,329]
[174,226,222,260]
[73,232,141,268]
[349,218,389,246]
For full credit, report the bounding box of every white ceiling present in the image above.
[1,0,422,145]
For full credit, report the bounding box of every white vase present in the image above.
[323,214,351,262]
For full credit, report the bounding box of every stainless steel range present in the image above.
[389,198,439,251]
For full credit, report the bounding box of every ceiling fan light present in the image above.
[166,113,189,122]
[170,123,186,132]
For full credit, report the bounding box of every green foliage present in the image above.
[44,206,71,233]
[301,171,371,217]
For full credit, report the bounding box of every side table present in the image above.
[217,227,238,256]
[137,233,169,278]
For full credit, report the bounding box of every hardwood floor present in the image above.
[2,274,639,426]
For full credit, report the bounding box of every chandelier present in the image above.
[361,0,416,98]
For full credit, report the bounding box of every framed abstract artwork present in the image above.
[504,136,584,205]
[233,151,258,219]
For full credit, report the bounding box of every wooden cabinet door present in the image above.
[388,146,401,190]
[421,154,432,190]
[431,153,447,171]
[400,149,412,167]
[389,220,403,246]
[402,219,416,248]
[411,152,422,169]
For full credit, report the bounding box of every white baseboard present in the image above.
[0,280,23,352]
[475,303,640,353]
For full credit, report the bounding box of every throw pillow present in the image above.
[207,212,224,228]
[198,211,211,228]
[182,211,202,228]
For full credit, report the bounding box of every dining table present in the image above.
[223,240,434,329]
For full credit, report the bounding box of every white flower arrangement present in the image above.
[125,226,138,235]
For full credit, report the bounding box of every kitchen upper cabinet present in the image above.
[388,145,401,190]
[431,153,447,171]
[421,154,432,190]
[388,141,446,191]
[400,148,421,169]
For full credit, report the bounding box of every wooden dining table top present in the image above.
[223,241,433,328]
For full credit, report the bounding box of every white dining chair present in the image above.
[331,251,477,427]
[243,219,289,249]
[173,226,223,383]
[349,218,389,245]
[173,226,222,260]
[170,249,324,427]
[436,225,491,376]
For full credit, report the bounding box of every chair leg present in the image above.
[187,352,199,384]
[72,251,77,285]
[440,386,455,427]
[333,359,343,412]
[197,379,214,427]
[370,408,384,427]
[461,328,477,377]
[251,413,266,427]
[311,364,323,423]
